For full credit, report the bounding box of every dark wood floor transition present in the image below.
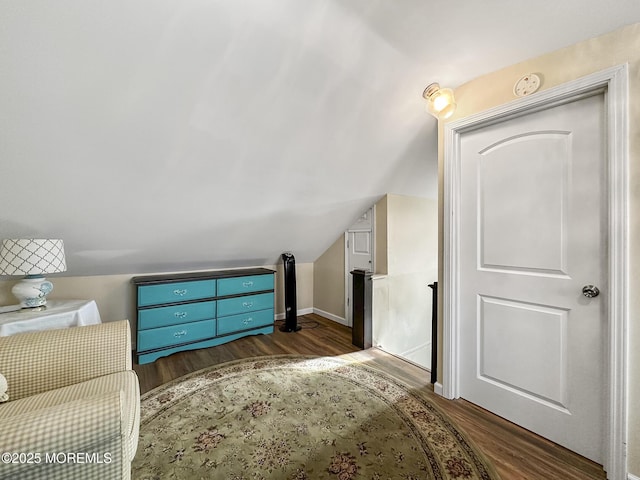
[133,313,606,480]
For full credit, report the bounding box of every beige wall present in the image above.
[375,195,388,275]
[312,235,345,320]
[0,262,315,332]
[437,23,640,475]
[387,194,437,276]
[311,194,437,346]
[312,199,386,322]
[0,274,136,323]
[273,262,314,316]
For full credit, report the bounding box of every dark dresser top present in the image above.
[132,267,276,285]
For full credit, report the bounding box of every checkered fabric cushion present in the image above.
[0,320,139,480]
[0,320,132,401]
[0,391,125,480]
[0,370,140,463]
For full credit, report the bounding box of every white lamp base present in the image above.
[12,276,54,309]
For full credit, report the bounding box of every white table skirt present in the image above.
[0,299,102,336]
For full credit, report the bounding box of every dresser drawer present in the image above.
[217,292,274,317]
[138,301,216,330]
[138,280,216,307]
[217,309,274,336]
[137,319,216,351]
[217,274,274,297]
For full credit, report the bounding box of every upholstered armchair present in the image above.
[0,320,140,480]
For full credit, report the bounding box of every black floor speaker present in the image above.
[279,252,301,332]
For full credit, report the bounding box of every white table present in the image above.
[0,300,102,336]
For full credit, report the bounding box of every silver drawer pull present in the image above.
[242,281,254,287]
[174,311,188,318]
[242,301,253,308]
[173,330,187,338]
[173,289,188,296]
[242,317,253,325]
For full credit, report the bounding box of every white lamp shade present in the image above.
[0,239,67,276]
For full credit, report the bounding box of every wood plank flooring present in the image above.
[132,313,606,480]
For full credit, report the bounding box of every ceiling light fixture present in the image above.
[423,82,457,120]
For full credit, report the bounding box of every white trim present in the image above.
[376,346,431,373]
[274,307,313,321]
[313,308,347,326]
[434,382,444,396]
[399,341,431,359]
[442,64,629,480]
[628,474,640,480]
[372,203,377,274]
[604,63,629,480]
[343,232,350,326]
[370,273,387,350]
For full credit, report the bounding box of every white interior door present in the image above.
[458,93,606,463]
[346,208,373,327]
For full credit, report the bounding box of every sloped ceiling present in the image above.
[1,1,639,275]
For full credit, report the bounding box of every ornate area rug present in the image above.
[133,355,499,479]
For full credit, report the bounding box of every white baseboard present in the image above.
[274,307,313,320]
[628,473,639,480]
[376,346,431,373]
[434,382,444,397]
[399,341,431,358]
[313,308,347,326]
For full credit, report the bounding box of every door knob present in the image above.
[582,285,600,298]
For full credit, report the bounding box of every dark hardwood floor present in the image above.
[132,313,606,480]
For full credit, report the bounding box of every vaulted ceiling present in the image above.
[1,1,638,275]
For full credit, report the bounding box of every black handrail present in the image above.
[428,282,438,384]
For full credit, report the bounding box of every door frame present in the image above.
[441,65,628,479]
[344,206,376,327]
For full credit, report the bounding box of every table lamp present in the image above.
[0,239,67,309]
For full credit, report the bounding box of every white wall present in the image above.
[0,1,441,277]
[372,194,438,369]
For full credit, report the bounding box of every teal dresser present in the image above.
[132,268,275,364]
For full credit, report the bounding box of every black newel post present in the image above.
[428,282,438,384]
[351,269,373,349]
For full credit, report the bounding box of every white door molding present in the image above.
[343,231,350,325]
[344,206,376,327]
[442,64,628,480]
